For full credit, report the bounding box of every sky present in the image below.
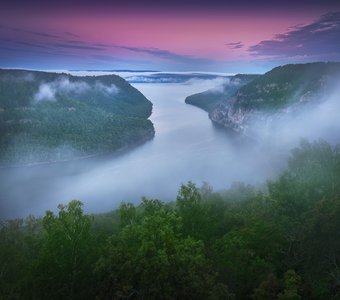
[1,0,340,73]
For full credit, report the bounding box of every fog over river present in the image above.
[0,79,306,218]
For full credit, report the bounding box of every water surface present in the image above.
[0,81,282,218]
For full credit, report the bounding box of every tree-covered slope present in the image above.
[185,74,259,112]
[2,140,340,299]
[0,69,155,164]
[209,62,340,132]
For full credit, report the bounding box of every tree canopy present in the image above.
[1,139,340,299]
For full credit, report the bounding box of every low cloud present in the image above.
[95,81,119,95]
[20,72,35,81]
[184,77,228,92]
[34,77,90,102]
[34,83,56,102]
[186,76,242,93]
[33,77,119,103]
[182,77,235,93]
[242,78,340,150]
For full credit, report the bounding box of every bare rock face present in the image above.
[209,96,253,133]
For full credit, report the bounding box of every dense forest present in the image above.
[1,139,340,299]
[232,62,340,110]
[0,69,154,165]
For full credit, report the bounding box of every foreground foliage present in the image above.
[1,140,340,299]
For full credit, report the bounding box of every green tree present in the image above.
[268,139,340,217]
[0,218,24,299]
[277,270,301,300]
[34,200,94,300]
[119,202,137,227]
[96,201,232,299]
[253,273,281,300]
[301,195,340,299]
[176,181,208,240]
[214,219,284,299]
[267,140,340,270]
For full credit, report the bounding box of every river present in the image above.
[0,80,283,219]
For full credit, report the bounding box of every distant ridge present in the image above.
[70,69,161,72]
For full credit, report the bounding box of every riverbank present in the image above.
[0,127,155,169]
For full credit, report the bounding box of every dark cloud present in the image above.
[0,45,77,58]
[63,31,80,38]
[52,43,106,51]
[11,27,61,38]
[0,37,51,50]
[61,40,111,48]
[116,45,212,64]
[94,43,112,47]
[226,41,244,49]
[0,24,62,39]
[0,35,83,51]
[249,12,340,59]
[63,40,87,44]
[16,41,51,49]
[1,23,212,68]
[1,23,111,52]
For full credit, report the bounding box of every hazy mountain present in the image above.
[0,69,154,165]
[208,62,340,133]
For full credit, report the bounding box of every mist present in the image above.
[1,76,340,219]
[244,79,340,148]
[94,81,119,95]
[33,77,90,102]
[33,77,119,103]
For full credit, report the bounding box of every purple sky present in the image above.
[1,0,340,72]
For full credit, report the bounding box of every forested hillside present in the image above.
[0,69,154,165]
[209,62,340,132]
[229,62,340,110]
[1,139,340,299]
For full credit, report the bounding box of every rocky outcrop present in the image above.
[209,96,252,133]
